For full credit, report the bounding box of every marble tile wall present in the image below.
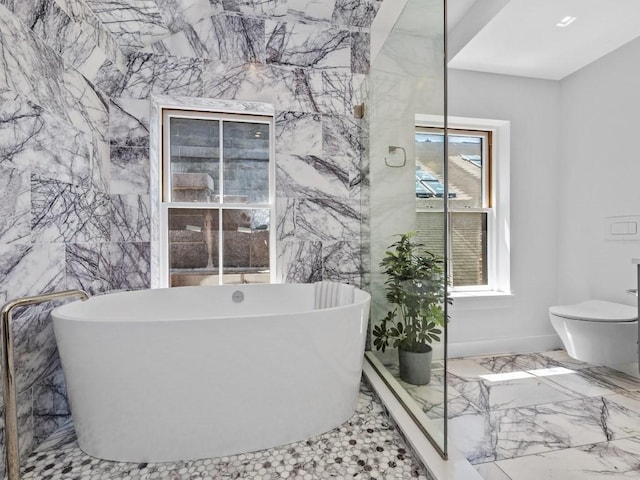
[0,0,376,473]
[93,0,372,286]
[0,1,113,472]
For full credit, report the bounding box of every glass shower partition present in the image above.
[363,0,448,458]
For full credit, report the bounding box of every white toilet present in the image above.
[549,300,638,366]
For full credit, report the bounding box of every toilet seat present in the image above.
[550,300,637,322]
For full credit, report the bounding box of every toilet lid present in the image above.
[550,300,637,322]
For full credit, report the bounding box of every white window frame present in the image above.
[158,108,276,288]
[416,114,511,296]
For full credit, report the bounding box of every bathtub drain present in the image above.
[232,290,244,303]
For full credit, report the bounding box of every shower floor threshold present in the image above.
[362,360,481,480]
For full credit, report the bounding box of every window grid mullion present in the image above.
[218,120,224,284]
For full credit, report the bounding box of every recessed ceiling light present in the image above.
[556,16,576,27]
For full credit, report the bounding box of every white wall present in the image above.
[447,69,563,356]
[557,37,640,306]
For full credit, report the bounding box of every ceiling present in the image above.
[448,0,640,80]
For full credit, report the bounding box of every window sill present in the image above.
[449,290,514,310]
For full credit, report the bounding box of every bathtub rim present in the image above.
[52,283,371,323]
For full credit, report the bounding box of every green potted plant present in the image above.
[372,232,448,385]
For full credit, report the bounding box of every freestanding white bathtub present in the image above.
[51,282,370,463]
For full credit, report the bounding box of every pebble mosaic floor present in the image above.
[21,380,432,480]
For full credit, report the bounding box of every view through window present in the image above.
[162,110,274,286]
[415,128,491,288]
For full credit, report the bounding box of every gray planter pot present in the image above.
[398,345,433,385]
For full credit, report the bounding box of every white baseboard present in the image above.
[448,334,562,358]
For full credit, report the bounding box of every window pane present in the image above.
[416,129,490,289]
[223,122,270,204]
[450,212,488,287]
[417,211,488,287]
[416,211,445,260]
[448,135,483,208]
[222,209,270,284]
[169,117,219,202]
[168,207,219,287]
[415,132,485,208]
[415,133,446,208]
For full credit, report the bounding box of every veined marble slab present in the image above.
[331,0,379,28]
[220,0,287,17]
[266,20,351,69]
[149,13,265,64]
[31,176,110,243]
[288,0,337,22]
[83,0,171,53]
[109,146,150,194]
[448,351,640,475]
[53,0,127,72]
[0,243,65,303]
[111,194,151,243]
[449,407,569,464]
[275,111,322,155]
[109,98,151,148]
[65,242,151,294]
[277,197,360,242]
[475,462,512,480]
[119,53,204,99]
[155,0,213,33]
[276,153,352,199]
[203,62,323,113]
[496,436,640,480]
[0,91,91,186]
[321,240,361,286]
[449,374,577,413]
[0,166,31,244]
[276,240,322,283]
[5,0,108,80]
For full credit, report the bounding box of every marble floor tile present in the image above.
[472,353,563,375]
[516,396,637,447]
[383,358,448,420]
[383,361,482,419]
[448,357,496,380]
[601,391,640,438]
[496,436,640,480]
[475,461,512,480]
[407,351,640,478]
[403,382,447,419]
[579,366,640,393]
[445,351,640,478]
[449,375,577,412]
[538,349,591,370]
[535,369,617,398]
[447,393,485,418]
[449,408,569,464]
